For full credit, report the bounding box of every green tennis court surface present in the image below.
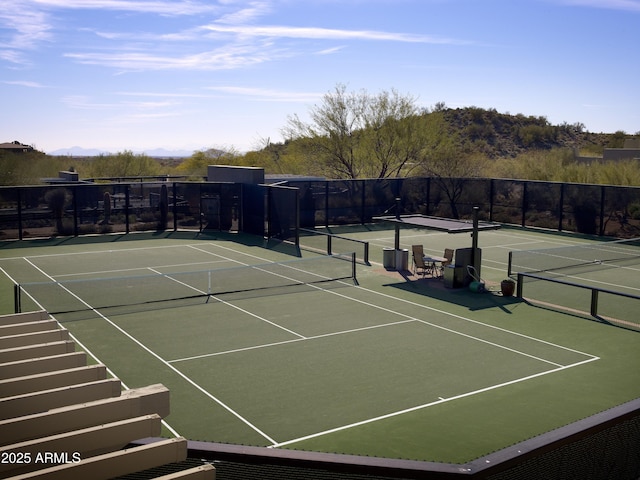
[1,228,638,464]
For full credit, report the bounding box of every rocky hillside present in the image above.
[439,107,618,158]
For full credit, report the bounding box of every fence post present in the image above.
[426,177,431,215]
[352,252,357,283]
[489,179,495,222]
[521,181,528,227]
[14,284,21,314]
[507,251,513,276]
[199,185,204,233]
[172,182,178,232]
[266,185,271,238]
[558,183,565,232]
[295,187,300,247]
[599,185,606,237]
[17,188,23,241]
[72,186,79,237]
[125,185,130,234]
[361,180,366,224]
[516,273,524,297]
[324,181,329,228]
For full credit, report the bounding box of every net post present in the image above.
[590,289,599,317]
[327,235,332,256]
[352,252,357,284]
[516,273,523,297]
[14,283,21,314]
[364,242,369,265]
[507,251,513,276]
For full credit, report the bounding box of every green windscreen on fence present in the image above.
[15,253,356,316]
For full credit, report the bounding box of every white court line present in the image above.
[350,283,598,359]
[322,284,585,366]
[53,259,229,279]
[0,265,185,437]
[20,257,278,446]
[532,270,640,293]
[269,356,599,449]
[186,243,591,365]
[174,241,602,447]
[0,242,199,261]
[169,319,416,363]
[146,267,307,340]
[169,278,576,367]
[190,241,598,360]
[18,241,598,359]
[12,239,600,447]
[188,243,276,265]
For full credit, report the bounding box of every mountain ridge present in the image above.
[48,146,196,157]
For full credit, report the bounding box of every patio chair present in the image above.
[412,245,430,277]
[439,248,454,277]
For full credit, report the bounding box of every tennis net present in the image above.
[508,238,640,276]
[14,253,357,315]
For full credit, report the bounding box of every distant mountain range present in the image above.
[48,146,196,157]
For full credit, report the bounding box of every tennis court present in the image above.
[1,228,639,465]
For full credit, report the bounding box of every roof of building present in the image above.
[0,141,34,151]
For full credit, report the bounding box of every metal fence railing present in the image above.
[299,228,370,264]
[516,272,640,331]
[1,178,639,242]
[286,178,640,238]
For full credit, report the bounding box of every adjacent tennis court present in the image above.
[1,228,639,464]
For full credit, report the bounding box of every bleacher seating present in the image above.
[0,310,215,480]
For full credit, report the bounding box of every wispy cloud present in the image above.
[0,3,52,64]
[31,0,221,16]
[61,95,121,110]
[316,46,346,55]
[215,1,273,24]
[64,41,279,71]
[551,0,640,12]
[116,91,213,99]
[2,0,471,74]
[201,24,467,45]
[206,86,322,102]
[61,94,180,110]
[0,0,222,65]
[4,80,48,88]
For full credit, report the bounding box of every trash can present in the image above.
[444,265,466,288]
[395,249,409,271]
[383,248,395,269]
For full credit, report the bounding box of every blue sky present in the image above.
[1,0,639,155]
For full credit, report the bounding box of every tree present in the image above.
[360,90,428,179]
[422,145,479,219]
[89,150,161,178]
[607,130,628,148]
[283,83,362,179]
[414,113,487,218]
[0,150,65,186]
[240,137,303,175]
[177,147,238,177]
[282,84,428,179]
